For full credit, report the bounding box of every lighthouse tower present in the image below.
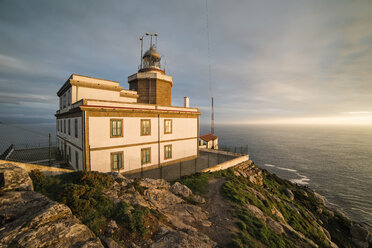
[128,36,173,106]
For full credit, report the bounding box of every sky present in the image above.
[0,0,372,126]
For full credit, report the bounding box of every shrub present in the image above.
[176,172,212,194]
[113,202,150,238]
[30,171,115,236]
[126,179,146,195]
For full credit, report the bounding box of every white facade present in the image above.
[56,74,200,173]
[199,135,218,149]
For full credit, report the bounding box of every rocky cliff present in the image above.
[0,160,371,248]
[0,163,103,248]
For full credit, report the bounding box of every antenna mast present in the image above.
[211,97,214,134]
[139,36,144,70]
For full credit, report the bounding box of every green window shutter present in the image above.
[117,121,122,136]
[119,153,123,169]
[112,121,116,136]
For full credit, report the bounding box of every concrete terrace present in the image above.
[124,149,249,180]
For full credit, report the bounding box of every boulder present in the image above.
[245,205,285,235]
[266,217,284,234]
[171,182,192,198]
[284,188,294,201]
[233,171,241,177]
[0,191,103,248]
[144,188,183,209]
[121,192,152,209]
[350,223,371,248]
[191,194,206,204]
[248,187,266,201]
[245,204,265,222]
[162,204,211,229]
[0,163,33,191]
[271,207,285,222]
[105,219,119,235]
[272,195,281,203]
[101,237,122,248]
[140,178,170,189]
[162,212,197,232]
[151,229,213,248]
[233,162,263,185]
[313,192,326,205]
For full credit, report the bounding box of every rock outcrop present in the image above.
[233,160,263,185]
[0,164,104,248]
[284,188,294,201]
[102,177,216,247]
[0,162,33,191]
[170,182,192,198]
[151,224,212,248]
[350,223,372,248]
[313,191,326,205]
[1,160,370,248]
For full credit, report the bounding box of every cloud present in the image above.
[0,0,371,124]
[344,111,372,115]
[0,92,55,105]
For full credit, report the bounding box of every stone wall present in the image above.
[129,78,172,106]
[199,148,248,158]
[0,160,73,176]
[201,151,249,173]
[156,79,172,106]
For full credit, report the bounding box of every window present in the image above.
[75,119,78,138]
[111,152,123,171]
[68,119,71,135]
[164,119,172,134]
[68,89,71,106]
[164,145,172,159]
[68,146,71,162]
[64,120,66,133]
[63,94,66,108]
[75,151,79,169]
[141,148,151,165]
[110,119,123,137]
[57,120,59,132]
[141,119,151,136]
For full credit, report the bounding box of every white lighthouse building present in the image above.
[55,38,200,173]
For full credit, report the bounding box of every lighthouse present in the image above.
[128,36,173,106]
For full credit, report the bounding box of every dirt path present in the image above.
[199,177,238,247]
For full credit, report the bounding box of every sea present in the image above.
[201,124,372,227]
[1,122,371,226]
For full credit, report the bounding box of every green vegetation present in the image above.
[29,165,357,248]
[180,167,339,247]
[29,170,159,243]
[176,172,214,194]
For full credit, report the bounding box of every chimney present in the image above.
[184,96,190,108]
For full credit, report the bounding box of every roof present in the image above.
[143,46,161,60]
[199,134,218,142]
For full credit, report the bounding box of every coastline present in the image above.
[1,159,372,247]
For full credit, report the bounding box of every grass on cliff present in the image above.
[29,170,159,243]
[175,172,213,194]
[177,167,335,248]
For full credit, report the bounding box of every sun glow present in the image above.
[240,115,372,126]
